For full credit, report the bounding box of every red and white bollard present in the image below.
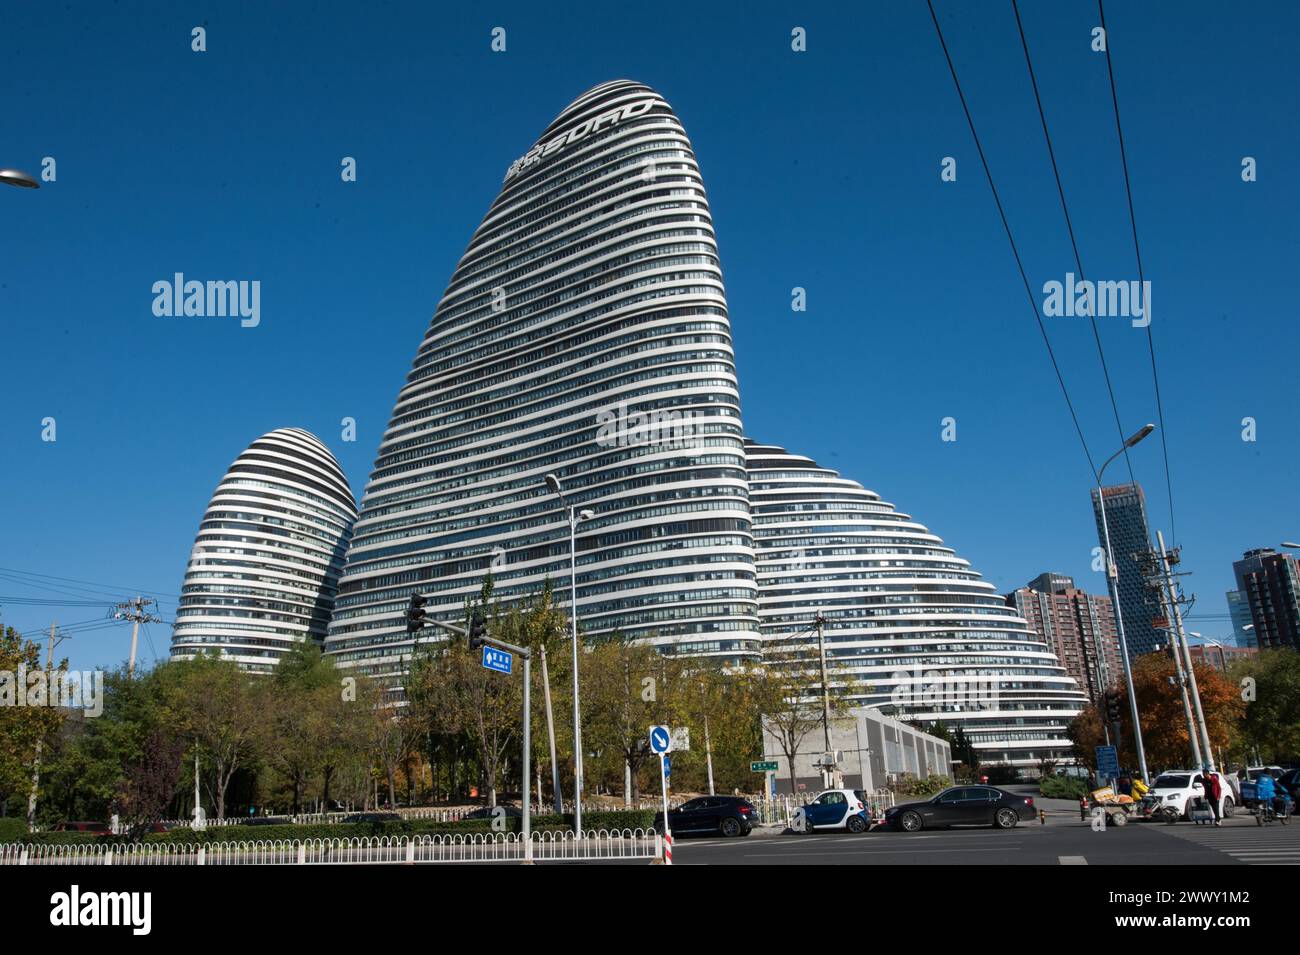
[663,832,673,866]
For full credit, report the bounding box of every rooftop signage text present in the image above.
[504,98,655,182]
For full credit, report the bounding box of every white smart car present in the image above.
[791,789,872,833]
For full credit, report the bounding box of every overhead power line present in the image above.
[1097,0,1178,545]
[925,0,1100,482]
[1011,0,1139,491]
[0,566,179,600]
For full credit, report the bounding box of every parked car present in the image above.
[792,789,871,834]
[1247,765,1285,781]
[1148,771,1235,820]
[1277,768,1300,801]
[50,821,112,834]
[460,805,522,821]
[885,786,1035,832]
[341,812,403,824]
[654,795,757,837]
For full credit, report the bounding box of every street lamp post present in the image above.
[1190,633,1230,674]
[544,473,594,838]
[1094,423,1155,784]
[0,168,40,189]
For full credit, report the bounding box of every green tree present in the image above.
[267,642,338,813]
[1232,650,1300,763]
[159,654,268,820]
[407,580,521,806]
[582,639,690,801]
[0,626,67,825]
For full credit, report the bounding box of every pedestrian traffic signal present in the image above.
[468,611,487,647]
[406,594,427,634]
[1104,690,1121,724]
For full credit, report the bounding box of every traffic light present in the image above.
[406,594,427,634]
[1104,690,1121,724]
[468,611,487,648]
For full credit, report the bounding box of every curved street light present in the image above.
[544,472,593,838]
[0,168,40,189]
[1094,423,1155,783]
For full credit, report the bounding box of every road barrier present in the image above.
[0,829,662,866]
[146,807,479,830]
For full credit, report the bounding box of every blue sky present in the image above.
[2,1,1295,671]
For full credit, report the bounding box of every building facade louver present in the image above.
[745,441,1086,767]
[170,428,356,673]
[325,80,759,679]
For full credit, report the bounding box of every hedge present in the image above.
[1040,775,1090,800]
[0,818,27,842]
[13,809,657,846]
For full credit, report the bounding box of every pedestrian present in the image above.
[1203,772,1223,826]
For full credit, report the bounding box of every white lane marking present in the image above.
[739,846,1020,858]
[1058,855,1088,865]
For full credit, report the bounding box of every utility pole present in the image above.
[27,622,68,830]
[1137,545,1199,770]
[114,596,162,676]
[1138,535,1214,772]
[1158,532,1214,771]
[703,712,716,796]
[539,644,563,813]
[814,614,835,787]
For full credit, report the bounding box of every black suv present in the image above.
[654,796,757,837]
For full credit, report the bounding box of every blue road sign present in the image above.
[481,645,513,675]
[663,755,672,777]
[1095,745,1119,778]
[649,725,671,754]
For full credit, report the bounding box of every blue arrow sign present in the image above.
[649,725,671,754]
[481,645,513,675]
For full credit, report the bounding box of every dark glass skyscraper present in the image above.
[1091,483,1158,658]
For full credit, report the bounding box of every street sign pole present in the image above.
[649,725,673,865]
[659,751,671,866]
[519,651,530,862]
[432,616,532,863]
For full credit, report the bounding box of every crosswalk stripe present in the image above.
[1156,822,1300,864]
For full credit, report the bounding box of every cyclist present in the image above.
[1256,772,1278,821]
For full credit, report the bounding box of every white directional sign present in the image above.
[649,725,672,754]
[670,727,690,752]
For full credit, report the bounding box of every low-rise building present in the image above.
[761,707,952,795]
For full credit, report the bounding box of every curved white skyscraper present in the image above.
[171,428,357,673]
[326,80,758,678]
[745,441,1086,767]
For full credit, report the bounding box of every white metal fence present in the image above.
[0,829,661,866]
[149,807,478,830]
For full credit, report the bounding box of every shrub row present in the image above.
[1039,774,1090,800]
[0,818,28,842]
[14,809,657,846]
